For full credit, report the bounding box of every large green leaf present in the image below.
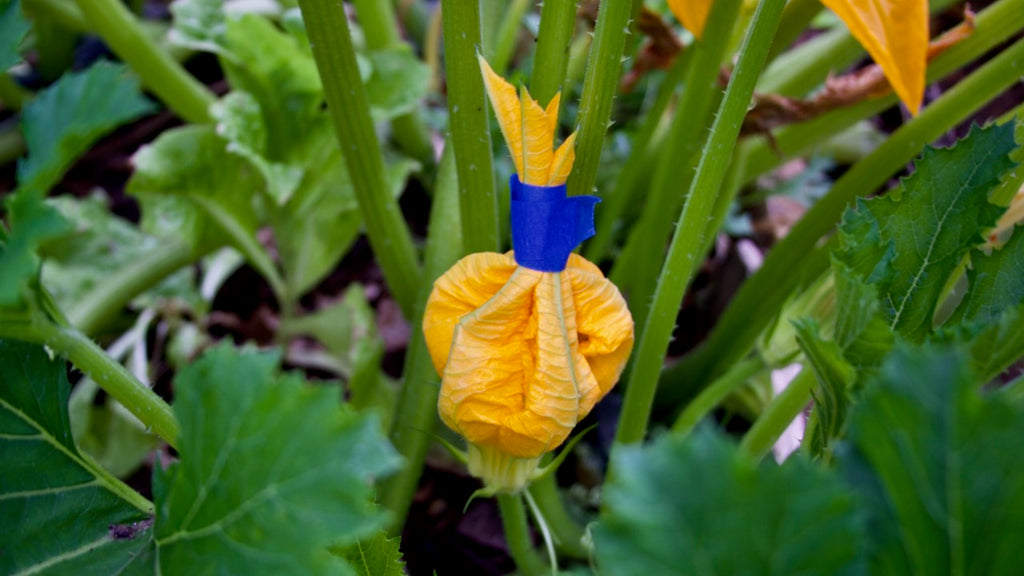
[17,61,154,196]
[835,123,1018,342]
[0,193,71,306]
[838,344,1024,575]
[0,0,30,69]
[167,0,228,55]
[364,46,431,122]
[152,344,401,575]
[594,429,864,575]
[0,340,153,575]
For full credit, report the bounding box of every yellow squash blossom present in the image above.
[667,0,928,114]
[423,57,634,492]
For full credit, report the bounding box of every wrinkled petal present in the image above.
[821,0,928,115]
[425,252,634,459]
[549,132,577,186]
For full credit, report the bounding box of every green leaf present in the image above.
[282,285,383,380]
[0,0,30,69]
[831,259,895,373]
[17,61,155,195]
[0,193,71,306]
[836,123,1018,342]
[128,125,264,261]
[153,343,401,575]
[212,90,305,204]
[0,340,153,575]
[838,343,1024,575]
[953,224,1024,325]
[333,530,406,576]
[168,0,228,55]
[40,194,201,314]
[364,46,431,122]
[793,318,853,462]
[594,429,864,575]
[69,378,161,479]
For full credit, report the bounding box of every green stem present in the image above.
[738,368,814,460]
[609,0,742,324]
[585,44,691,262]
[667,32,1024,400]
[71,0,214,124]
[0,319,179,448]
[758,25,862,97]
[34,17,76,80]
[441,0,499,253]
[672,356,764,436]
[530,0,578,106]
[392,0,431,49]
[497,493,548,576]
[351,0,436,169]
[527,476,587,559]
[23,0,88,33]
[611,0,786,448]
[68,237,198,337]
[381,143,462,531]
[493,0,530,76]
[765,0,821,62]
[566,0,632,199]
[298,0,424,320]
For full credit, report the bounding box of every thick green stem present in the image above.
[34,17,76,80]
[609,0,742,324]
[585,42,692,262]
[672,356,764,436]
[738,368,814,460]
[0,319,179,448]
[298,0,423,319]
[23,0,88,33]
[666,30,1024,401]
[441,0,500,253]
[566,0,632,198]
[611,0,787,449]
[497,493,548,576]
[530,0,578,106]
[72,0,214,124]
[68,237,198,337]
[381,144,462,531]
[352,0,436,168]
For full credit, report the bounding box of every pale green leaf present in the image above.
[17,61,154,195]
[0,340,153,575]
[953,225,1024,325]
[793,318,853,462]
[153,344,402,575]
[839,344,1024,575]
[594,429,864,575]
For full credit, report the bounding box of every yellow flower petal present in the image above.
[478,54,525,175]
[425,252,634,460]
[821,0,928,115]
[544,92,561,138]
[667,0,713,39]
[520,85,554,184]
[548,131,577,186]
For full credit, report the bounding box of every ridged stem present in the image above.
[497,493,548,576]
[610,0,787,449]
[297,0,423,319]
[71,0,214,123]
[566,0,632,198]
[530,0,578,105]
[441,0,500,253]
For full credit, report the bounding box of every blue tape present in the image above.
[510,175,600,272]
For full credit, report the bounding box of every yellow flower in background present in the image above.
[667,0,928,114]
[423,57,634,492]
